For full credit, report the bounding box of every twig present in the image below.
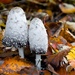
[5,0,26,6]
[27,0,48,6]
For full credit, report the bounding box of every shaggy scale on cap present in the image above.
[2,7,28,48]
[29,18,48,54]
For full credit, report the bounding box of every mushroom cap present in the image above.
[2,7,28,48]
[29,18,48,54]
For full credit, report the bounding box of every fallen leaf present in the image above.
[0,51,18,58]
[45,22,62,36]
[69,60,75,68]
[45,49,70,68]
[18,66,39,75]
[66,21,75,33]
[0,0,14,4]
[59,3,75,14]
[66,65,73,72]
[59,24,75,43]
[47,64,59,75]
[0,57,33,74]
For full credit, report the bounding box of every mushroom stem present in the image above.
[35,54,41,70]
[18,48,24,58]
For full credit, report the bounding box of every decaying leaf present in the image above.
[0,31,3,47]
[59,3,75,14]
[66,59,75,72]
[0,66,39,75]
[59,15,68,22]
[47,64,59,75]
[27,0,48,6]
[45,49,70,69]
[18,66,39,75]
[59,23,75,43]
[66,21,75,33]
[3,72,20,75]
[37,9,53,18]
[0,57,36,74]
[50,36,70,45]
[45,22,62,36]
[0,0,14,4]
[49,36,71,53]
[0,51,18,58]
[66,65,73,72]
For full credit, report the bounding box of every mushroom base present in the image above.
[18,47,24,58]
[35,54,41,70]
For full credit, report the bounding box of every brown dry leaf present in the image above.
[0,51,18,58]
[0,30,4,54]
[27,0,48,6]
[45,49,70,68]
[38,9,53,17]
[1,72,27,75]
[59,15,69,22]
[0,31,3,47]
[18,66,39,75]
[49,36,71,52]
[0,57,33,74]
[1,65,39,75]
[45,22,63,37]
[50,36,70,45]
[60,25,75,43]
[0,0,14,4]
[47,64,59,75]
[42,70,52,75]
[4,72,20,75]
[34,0,48,3]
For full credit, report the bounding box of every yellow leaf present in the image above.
[0,21,5,27]
[68,52,75,58]
[66,55,74,60]
[70,48,75,54]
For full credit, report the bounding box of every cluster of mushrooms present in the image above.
[2,7,48,70]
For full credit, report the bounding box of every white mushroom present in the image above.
[2,7,28,58]
[29,18,48,70]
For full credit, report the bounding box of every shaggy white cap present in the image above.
[2,7,28,48]
[29,18,48,53]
